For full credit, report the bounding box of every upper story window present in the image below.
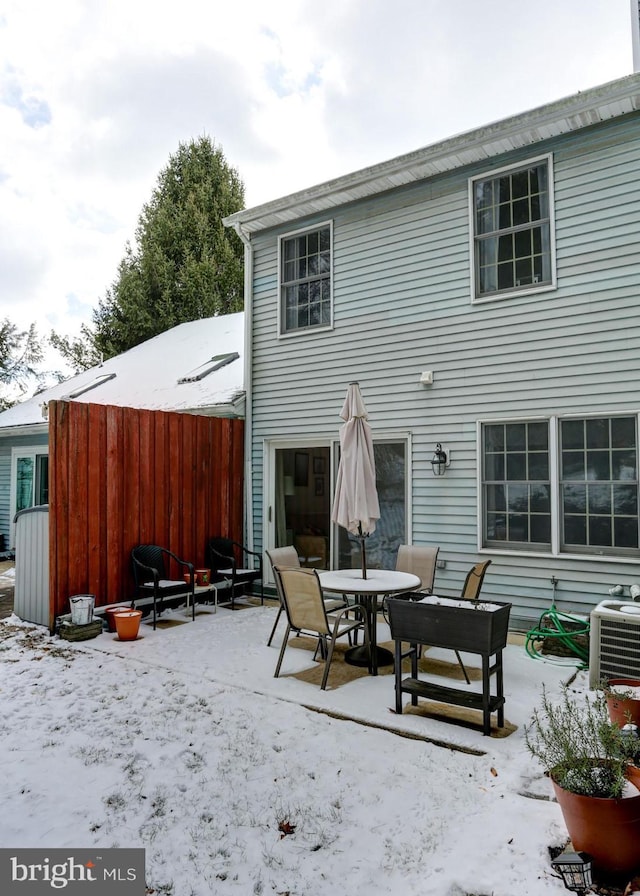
[471,155,555,301]
[279,223,332,335]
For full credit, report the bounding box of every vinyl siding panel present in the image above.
[0,453,10,548]
[248,112,640,627]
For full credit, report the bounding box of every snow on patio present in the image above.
[0,598,584,895]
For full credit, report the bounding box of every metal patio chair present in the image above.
[452,559,493,683]
[272,565,368,690]
[265,546,300,647]
[461,559,492,600]
[395,544,439,594]
[266,546,349,647]
[380,544,440,633]
[206,536,264,609]
[131,544,195,630]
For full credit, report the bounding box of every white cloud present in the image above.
[0,0,634,352]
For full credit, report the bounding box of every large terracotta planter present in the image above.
[606,678,640,728]
[113,610,143,641]
[551,765,640,874]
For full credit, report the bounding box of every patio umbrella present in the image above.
[331,382,380,579]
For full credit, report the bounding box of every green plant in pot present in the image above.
[525,686,640,874]
[600,677,640,729]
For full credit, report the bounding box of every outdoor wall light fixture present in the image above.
[430,443,450,476]
[550,851,593,893]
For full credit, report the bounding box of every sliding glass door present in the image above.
[266,437,409,576]
[271,444,332,567]
[333,439,408,571]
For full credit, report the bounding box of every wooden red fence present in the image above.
[48,400,244,626]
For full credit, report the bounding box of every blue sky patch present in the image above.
[2,74,51,128]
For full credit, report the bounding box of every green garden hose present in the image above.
[525,603,590,667]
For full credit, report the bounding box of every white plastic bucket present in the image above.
[70,594,95,625]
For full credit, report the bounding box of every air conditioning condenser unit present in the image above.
[589,600,640,688]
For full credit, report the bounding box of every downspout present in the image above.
[231,221,254,554]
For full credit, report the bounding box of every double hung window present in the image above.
[279,223,332,334]
[484,422,551,549]
[471,156,554,300]
[482,416,639,556]
[560,417,638,552]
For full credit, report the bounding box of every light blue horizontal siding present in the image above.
[0,454,10,548]
[248,112,640,626]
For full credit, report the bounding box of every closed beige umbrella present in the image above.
[331,382,380,578]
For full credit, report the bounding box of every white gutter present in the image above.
[224,72,640,236]
[229,222,255,554]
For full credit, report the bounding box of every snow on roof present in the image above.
[0,313,245,430]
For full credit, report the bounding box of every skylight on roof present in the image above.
[67,372,117,399]
[178,352,239,384]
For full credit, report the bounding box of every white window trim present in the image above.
[9,445,49,548]
[468,153,557,304]
[277,220,334,338]
[476,412,640,561]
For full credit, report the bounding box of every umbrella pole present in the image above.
[358,524,367,579]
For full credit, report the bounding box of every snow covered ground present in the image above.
[0,578,588,896]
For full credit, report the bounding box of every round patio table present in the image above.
[318,569,421,675]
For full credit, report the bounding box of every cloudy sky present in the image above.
[0,0,636,351]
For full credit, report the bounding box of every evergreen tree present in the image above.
[49,324,102,374]
[54,136,245,364]
[0,319,45,410]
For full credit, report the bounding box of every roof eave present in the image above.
[0,422,49,438]
[182,390,246,419]
[224,73,640,235]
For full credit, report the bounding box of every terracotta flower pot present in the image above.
[113,609,143,641]
[606,678,640,728]
[105,606,132,633]
[551,765,640,873]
